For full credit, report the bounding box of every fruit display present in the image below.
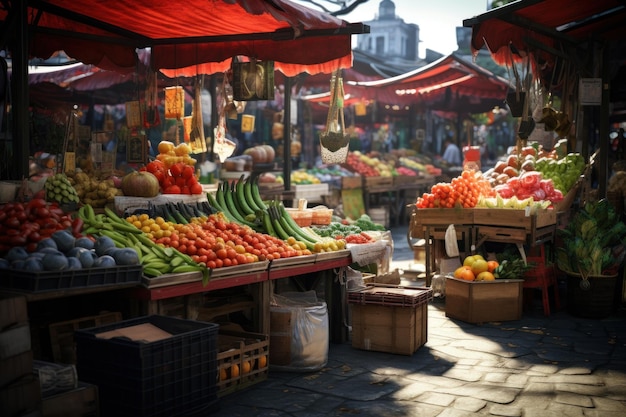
[483,141,585,196]
[275,170,321,185]
[489,171,563,206]
[398,157,441,176]
[44,173,80,205]
[68,172,123,208]
[142,159,204,195]
[155,140,197,169]
[344,151,394,177]
[416,170,494,209]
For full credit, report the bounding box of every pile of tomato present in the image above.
[142,160,204,195]
[416,170,495,209]
[339,232,374,244]
[127,212,312,269]
[0,199,81,253]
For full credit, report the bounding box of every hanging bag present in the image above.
[319,70,350,164]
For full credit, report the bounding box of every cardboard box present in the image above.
[445,277,524,323]
[349,286,432,355]
[41,382,99,417]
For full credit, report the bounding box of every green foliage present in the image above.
[556,199,626,276]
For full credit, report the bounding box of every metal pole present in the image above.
[11,0,29,180]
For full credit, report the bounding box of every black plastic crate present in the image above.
[75,315,219,417]
[0,264,142,292]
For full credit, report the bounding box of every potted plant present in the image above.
[556,199,626,318]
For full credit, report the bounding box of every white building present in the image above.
[355,0,428,68]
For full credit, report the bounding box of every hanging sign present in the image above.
[579,78,602,106]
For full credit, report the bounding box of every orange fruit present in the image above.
[258,355,267,369]
[459,268,475,281]
[487,260,499,273]
[219,368,228,381]
[471,259,489,275]
[174,142,192,156]
[454,265,471,279]
[231,364,240,378]
[242,360,251,374]
[158,140,175,154]
[476,271,495,281]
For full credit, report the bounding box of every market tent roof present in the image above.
[463,0,626,82]
[304,54,511,114]
[1,0,367,76]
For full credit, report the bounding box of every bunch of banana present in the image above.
[78,205,210,283]
[45,173,80,205]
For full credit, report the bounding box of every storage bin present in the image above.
[75,315,219,417]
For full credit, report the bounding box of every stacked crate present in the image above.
[0,294,41,417]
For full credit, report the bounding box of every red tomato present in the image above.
[182,165,195,179]
[169,163,183,177]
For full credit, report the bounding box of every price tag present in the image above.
[524,206,531,217]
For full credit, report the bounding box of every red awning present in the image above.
[463,0,626,69]
[2,0,366,75]
[308,54,511,114]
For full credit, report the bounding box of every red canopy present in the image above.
[307,54,511,114]
[463,0,626,75]
[3,0,366,75]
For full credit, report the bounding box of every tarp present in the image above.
[1,0,367,76]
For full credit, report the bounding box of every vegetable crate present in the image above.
[342,176,363,190]
[75,315,219,417]
[445,277,524,323]
[348,285,432,355]
[216,330,269,397]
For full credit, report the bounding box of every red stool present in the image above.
[523,245,560,316]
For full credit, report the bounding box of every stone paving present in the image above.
[212,227,626,417]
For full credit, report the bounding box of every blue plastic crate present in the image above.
[75,315,219,417]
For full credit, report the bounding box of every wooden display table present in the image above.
[409,208,558,286]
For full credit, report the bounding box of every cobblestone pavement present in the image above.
[212,227,626,417]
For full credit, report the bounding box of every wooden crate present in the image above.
[216,330,269,397]
[445,277,523,324]
[41,382,99,417]
[348,286,431,355]
[472,208,556,230]
[413,207,474,227]
[0,294,28,329]
[49,312,122,364]
[364,176,394,191]
[0,375,41,417]
[293,183,329,204]
[342,176,363,189]
[350,302,428,355]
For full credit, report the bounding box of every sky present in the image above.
[299,0,490,57]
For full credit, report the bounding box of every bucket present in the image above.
[0,181,19,203]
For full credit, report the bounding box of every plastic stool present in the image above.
[523,245,560,316]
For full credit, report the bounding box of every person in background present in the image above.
[442,138,462,166]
